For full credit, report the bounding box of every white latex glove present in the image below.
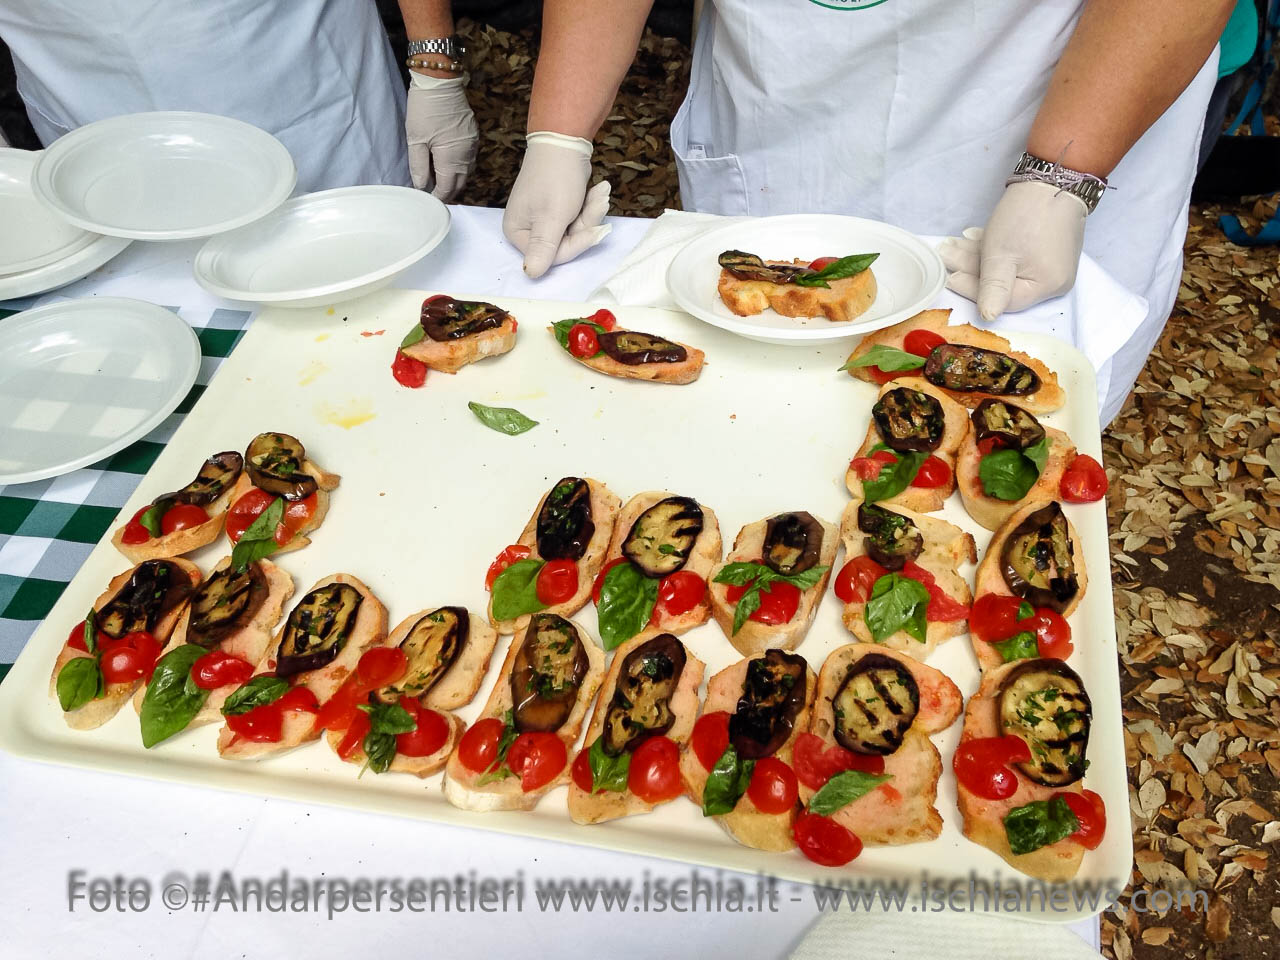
[939,180,1087,322]
[406,72,478,202]
[502,131,612,279]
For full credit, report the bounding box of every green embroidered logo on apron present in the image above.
[807,0,890,9]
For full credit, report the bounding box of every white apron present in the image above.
[673,0,1218,423]
[0,0,410,193]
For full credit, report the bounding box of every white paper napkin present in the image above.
[592,209,1149,417]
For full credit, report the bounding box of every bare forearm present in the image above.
[528,0,654,138]
[1027,0,1234,176]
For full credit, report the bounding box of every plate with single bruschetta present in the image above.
[666,214,945,345]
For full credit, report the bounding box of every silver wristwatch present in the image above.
[1008,152,1109,214]
[407,36,466,60]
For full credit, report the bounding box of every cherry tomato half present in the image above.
[969,594,1027,645]
[507,732,567,792]
[226,687,318,744]
[654,571,705,619]
[536,559,579,605]
[912,455,951,489]
[628,735,683,803]
[953,735,1031,800]
[1060,454,1108,503]
[66,621,111,653]
[903,329,946,359]
[395,697,451,757]
[867,365,899,385]
[357,646,409,690]
[592,556,630,604]
[190,650,255,690]
[747,756,799,814]
[336,709,372,759]
[794,813,863,867]
[315,679,362,733]
[225,488,317,546]
[977,435,1006,455]
[808,256,839,272]
[834,556,888,605]
[1028,608,1073,659]
[99,631,162,684]
[587,308,617,331]
[792,732,885,791]
[391,350,428,388]
[691,711,731,772]
[160,503,208,535]
[485,544,532,591]
[1060,789,1107,849]
[458,717,507,774]
[571,747,595,792]
[568,323,600,358]
[724,579,800,626]
[120,506,154,545]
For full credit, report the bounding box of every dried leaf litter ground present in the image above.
[479,20,1280,959]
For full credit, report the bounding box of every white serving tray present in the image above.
[0,292,1130,920]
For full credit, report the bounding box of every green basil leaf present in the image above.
[978,449,1041,502]
[362,732,397,775]
[993,630,1039,663]
[399,324,426,349]
[1023,436,1050,473]
[475,709,520,785]
[702,745,756,816]
[1003,795,1080,855]
[467,401,539,437]
[862,451,927,503]
[82,610,98,655]
[793,252,879,289]
[864,573,931,643]
[139,644,210,748]
[221,675,289,716]
[359,701,417,736]
[551,317,607,355]
[1017,601,1035,620]
[780,564,830,591]
[230,496,284,572]
[808,770,893,816]
[587,736,630,794]
[839,343,927,373]
[490,557,548,622]
[138,502,164,538]
[56,657,102,712]
[731,583,763,636]
[597,561,659,650]
[712,562,771,588]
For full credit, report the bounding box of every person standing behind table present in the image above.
[0,0,478,198]
[501,0,1233,425]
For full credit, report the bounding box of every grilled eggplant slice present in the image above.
[373,606,467,704]
[718,250,812,284]
[163,451,243,507]
[597,331,687,365]
[857,504,924,571]
[536,478,595,561]
[831,653,920,755]
[622,496,704,578]
[245,432,317,501]
[97,560,192,639]
[275,582,363,677]
[510,613,589,733]
[600,634,687,755]
[421,296,509,341]
[729,649,807,759]
[1002,502,1079,613]
[998,659,1091,787]
[923,344,1041,396]
[186,563,269,647]
[762,511,823,577]
[971,399,1045,451]
[872,387,945,453]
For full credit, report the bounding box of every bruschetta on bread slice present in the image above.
[112,452,244,563]
[679,650,817,852]
[592,492,722,651]
[708,512,837,657]
[842,309,1065,413]
[216,573,387,760]
[800,645,962,845]
[717,251,877,323]
[957,400,1076,532]
[971,500,1087,672]
[322,605,498,777]
[224,432,340,557]
[400,296,518,374]
[568,633,705,824]
[955,658,1095,881]
[550,312,704,384]
[834,499,974,658]
[443,613,605,812]
[50,558,201,730]
[844,377,970,513]
[486,477,620,634]
[136,557,294,747]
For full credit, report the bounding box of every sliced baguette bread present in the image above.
[554,326,705,384]
[111,452,244,563]
[718,260,876,323]
[224,455,340,556]
[402,318,517,374]
[957,424,1076,532]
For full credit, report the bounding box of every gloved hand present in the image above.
[503,131,612,279]
[939,180,1087,322]
[406,73,478,202]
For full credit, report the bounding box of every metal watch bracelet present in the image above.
[1007,151,1109,215]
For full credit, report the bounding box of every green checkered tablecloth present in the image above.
[0,303,254,669]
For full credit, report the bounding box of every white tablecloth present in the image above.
[0,206,1102,958]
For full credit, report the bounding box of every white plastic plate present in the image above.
[667,214,946,344]
[0,297,200,484]
[0,149,97,274]
[31,112,296,241]
[0,233,132,301]
[0,293,1128,920]
[193,186,451,308]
